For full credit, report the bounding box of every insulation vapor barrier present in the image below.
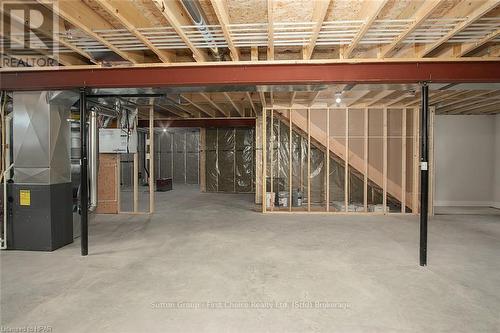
[205,127,255,193]
[263,109,417,213]
[121,128,200,187]
[120,127,256,194]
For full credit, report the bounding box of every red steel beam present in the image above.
[138,118,256,128]
[1,61,500,90]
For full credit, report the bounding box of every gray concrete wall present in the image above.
[434,115,497,207]
[494,114,500,209]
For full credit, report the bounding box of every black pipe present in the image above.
[80,88,88,256]
[419,83,429,266]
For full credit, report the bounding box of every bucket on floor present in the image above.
[265,192,275,208]
[292,189,303,207]
[277,191,289,207]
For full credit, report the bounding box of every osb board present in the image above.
[82,0,123,28]
[130,0,171,27]
[97,153,119,214]
[324,0,364,21]
[227,0,268,23]
[273,0,314,22]
[429,0,463,19]
[484,5,500,17]
[378,0,425,20]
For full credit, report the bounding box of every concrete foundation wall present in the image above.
[434,115,497,207]
[494,115,500,209]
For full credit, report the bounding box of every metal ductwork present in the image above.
[180,0,221,60]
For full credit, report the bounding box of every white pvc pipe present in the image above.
[1,163,14,250]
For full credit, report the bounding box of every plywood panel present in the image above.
[97,153,119,214]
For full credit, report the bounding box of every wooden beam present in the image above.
[326,107,330,211]
[262,107,267,212]
[458,29,500,57]
[387,93,415,107]
[289,92,297,107]
[344,108,349,212]
[223,92,244,116]
[251,46,259,61]
[421,0,500,57]
[363,108,368,212]
[267,0,274,60]
[445,98,500,114]
[94,0,174,63]
[401,108,407,213]
[307,108,311,212]
[246,92,257,116]
[181,94,216,117]
[382,107,387,213]
[259,91,267,108]
[152,0,209,62]
[149,105,155,213]
[348,91,371,107]
[289,109,292,212]
[303,0,331,60]
[436,90,497,110]
[309,91,321,107]
[367,90,396,106]
[210,0,239,61]
[153,103,189,118]
[379,0,445,58]
[200,93,230,117]
[344,0,389,59]
[43,0,150,63]
[0,27,87,66]
[133,152,139,212]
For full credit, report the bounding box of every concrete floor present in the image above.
[434,205,500,215]
[1,185,500,332]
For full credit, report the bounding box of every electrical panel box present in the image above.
[99,129,137,153]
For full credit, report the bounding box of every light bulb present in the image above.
[162,128,167,133]
[335,97,341,104]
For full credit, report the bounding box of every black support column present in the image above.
[419,83,429,266]
[80,88,88,256]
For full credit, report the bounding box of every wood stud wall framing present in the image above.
[261,106,424,215]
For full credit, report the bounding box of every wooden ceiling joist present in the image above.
[0,4,95,65]
[367,90,396,107]
[46,0,150,64]
[223,92,244,116]
[210,0,239,61]
[344,0,389,59]
[93,0,175,63]
[267,0,274,60]
[200,93,230,117]
[420,0,500,57]
[458,29,500,57]
[151,0,209,62]
[181,94,216,117]
[303,0,331,60]
[0,28,87,66]
[246,92,257,116]
[379,0,445,58]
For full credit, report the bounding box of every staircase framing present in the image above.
[261,106,434,215]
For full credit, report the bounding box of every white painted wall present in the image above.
[494,115,500,209]
[434,115,498,207]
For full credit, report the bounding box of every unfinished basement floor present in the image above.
[1,185,500,332]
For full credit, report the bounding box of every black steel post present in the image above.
[80,88,88,256]
[419,83,429,266]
